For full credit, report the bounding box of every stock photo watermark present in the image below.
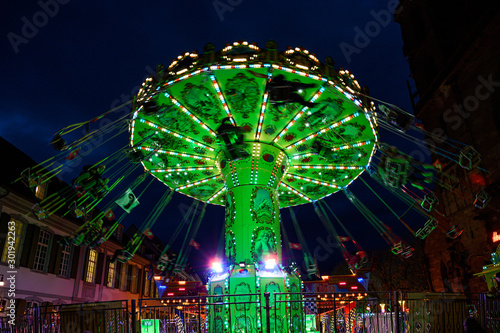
[442,74,500,130]
[339,0,401,63]
[408,73,500,163]
[213,0,243,22]
[7,0,70,54]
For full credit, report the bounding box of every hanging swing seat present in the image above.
[391,242,404,255]
[355,251,368,269]
[50,133,68,151]
[117,236,143,263]
[307,264,318,276]
[421,192,439,212]
[86,180,109,200]
[474,189,490,209]
[68,201,86,219]
[401,246,414,259]
[157,253,177,273]
[446,225,464,239]
[347,251,368,270]
[346,256,360,270]
[414,218,438,239]
[173,263,185,273]
[126,149,144,163]
[31,203,48,220]
[459,146,481,170]
[84,227,107,248]
[86,234,106,249]
[269,85,294,104]
[216,118,248,161]
[117,246,137,263]
[378,105,414,132]
[20,168,42,191]
[391,241,414,258]
[78,219,107,248]
[141,99,160,115]
[312,140,332,159]
[117,251,134,263]
[381,158,410,188]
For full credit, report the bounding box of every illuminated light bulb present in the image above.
[265,257,277,270]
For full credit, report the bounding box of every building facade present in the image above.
[395,0,500,292]
[0,137,199,318]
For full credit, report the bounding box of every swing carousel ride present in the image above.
[16,40,490,332]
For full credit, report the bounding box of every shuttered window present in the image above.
[107,261,115,288]
[85,249,98,283]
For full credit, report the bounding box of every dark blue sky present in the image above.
[1,0,424,276]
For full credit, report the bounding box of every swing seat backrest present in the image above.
[21,168,41,189]
[383,159,409,187]
[415,219,438,240]
[421,192,439,212]
[391,242,404,254]
[31,204,48,220]
[459,146,481,170]
[474,190,490,209]
[388,110,414,132]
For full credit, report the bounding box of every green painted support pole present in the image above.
[217,143,288,265]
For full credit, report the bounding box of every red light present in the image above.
[179,288,185,291]
[167,293,174,296]
[469,171,486,186]
[339,282,347,285]
[351,286,358,290]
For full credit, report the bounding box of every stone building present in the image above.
[0,137,200,318]
[395,0,500,292]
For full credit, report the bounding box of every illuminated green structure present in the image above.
[130,40,377,332]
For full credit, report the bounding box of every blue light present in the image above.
[357,278,364,283]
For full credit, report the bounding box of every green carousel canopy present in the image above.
[129,40,378,207]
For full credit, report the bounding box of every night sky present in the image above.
[1,0,425,278]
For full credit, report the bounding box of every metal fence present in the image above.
[1,292,500,332]
[0,300,130,333]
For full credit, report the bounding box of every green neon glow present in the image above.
[130,40,378,332]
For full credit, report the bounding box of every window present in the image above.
[26,301,40,315]
[85,249,98,283]
[107,261,115,288]
[1,219,23,264]
[33,230,50,271]
[58,245,71,277]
